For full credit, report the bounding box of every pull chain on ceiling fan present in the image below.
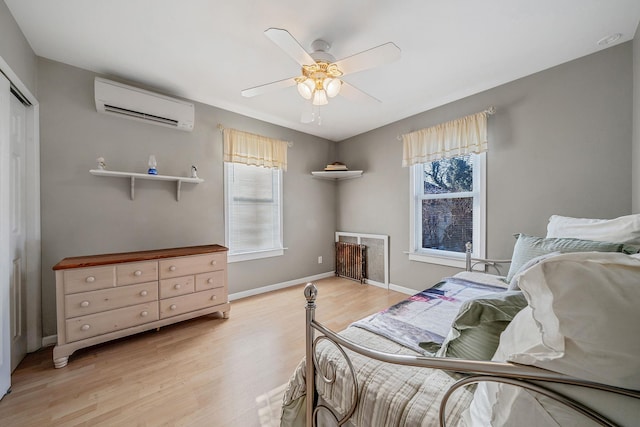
[241,28,401,121]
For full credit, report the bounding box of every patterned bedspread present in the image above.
[351,277,505,354]
[281,274,507,427]
[281,327,473,427]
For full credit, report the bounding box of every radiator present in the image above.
[335,242,367,284]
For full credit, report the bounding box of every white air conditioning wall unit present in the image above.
[94,77,194,131]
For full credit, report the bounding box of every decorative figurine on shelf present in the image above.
[148,154,158,175]
[96,157,107,170]
[191,165,198,179]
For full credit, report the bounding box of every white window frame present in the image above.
[408,152,486,268]
[224,162,284,263]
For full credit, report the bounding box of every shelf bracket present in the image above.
[176,180,182,202]
[130,176,135,200]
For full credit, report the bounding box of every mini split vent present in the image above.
[94,77,195,131]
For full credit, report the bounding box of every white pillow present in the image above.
[546,213,640,245]
[504,252,640,389]
[465,253,640,426]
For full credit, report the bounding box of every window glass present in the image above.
[225,163,283,261]
[410,153,485,265]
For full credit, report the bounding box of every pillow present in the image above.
[430,291,527,360]
[507,251,560,290]
[502,252,640,389]
[546,213,640,245]
[505,233,624,283]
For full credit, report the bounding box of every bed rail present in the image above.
[303,283,640,427]
[464,242,511,275]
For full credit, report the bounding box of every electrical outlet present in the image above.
[318,256,323,264]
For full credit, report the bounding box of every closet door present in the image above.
[9,90,27,371]
[0,72,11,399]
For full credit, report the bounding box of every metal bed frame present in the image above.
[302,247,640,426]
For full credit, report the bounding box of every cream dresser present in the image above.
[52,245,229,368]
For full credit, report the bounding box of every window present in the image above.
[409,153,485,267]
[224,162,283,262]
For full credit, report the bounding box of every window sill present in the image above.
[407,251,467,269]
[227,248,286,263]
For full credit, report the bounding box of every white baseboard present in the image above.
[389,282,419,295]
[229,271,335,301]
[359,279,418,296]
[365,278,387,289]
[42,335,57,348]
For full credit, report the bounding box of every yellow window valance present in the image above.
[223,128,288,171]
[401,110,489,167]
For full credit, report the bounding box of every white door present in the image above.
[0,72,11,399]
[9,92,27,372]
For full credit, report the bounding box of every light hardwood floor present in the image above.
[0,277,408,426]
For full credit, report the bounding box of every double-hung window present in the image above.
[222,127,288,263]
[224,162,283,262]
[403,110,490,267]
[409,153,486,267]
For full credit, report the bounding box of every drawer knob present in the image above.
[210,260,217,266]
[174,284,181,290]
[211,295,217,301]
[170,304,177,310]
[140,290,148,297]
[141,311,148,317]
[207,278,213,284]
[81,324,90,331]
[169,266,176,272]
[134,270,142,277]
[80,301,90,308]
[85,276,96,283]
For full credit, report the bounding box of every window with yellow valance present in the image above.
[223,127,288,171]
[401,110,489,167]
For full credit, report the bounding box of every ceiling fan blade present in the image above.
[339,82,380,103]
[241,77,296,98]
[334,42,401,76]
[264,28,315,67]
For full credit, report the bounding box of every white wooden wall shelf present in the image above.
[90,169,204,201]
[311,170,363,180]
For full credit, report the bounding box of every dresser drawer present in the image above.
[195,270,226,291]
[64,266,115,294]
[159,288,225,319]
[65,281,158,318]
[159,276,195,299]
[65,302,159,342]
[159,252,226,279]
[116,261,158,286]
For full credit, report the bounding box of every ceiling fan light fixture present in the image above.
[323,78,342,98]
[297,78,314,99]
[312,89,328,106]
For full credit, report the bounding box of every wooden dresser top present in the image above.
[53,244,228,270]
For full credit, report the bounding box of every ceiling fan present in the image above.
[241,28,401,122]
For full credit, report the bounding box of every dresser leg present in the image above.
[53,356,69,369]
[222,310,230,319]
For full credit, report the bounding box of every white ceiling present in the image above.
[5,0,640,141]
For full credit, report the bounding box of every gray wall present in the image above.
[38,58,336,336]
[6,0,639,336]
[633,23,640,213]
[336,43,634,292]
[0,0,37,94]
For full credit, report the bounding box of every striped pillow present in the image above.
[505,234,624,283]
[435,291,527,361]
